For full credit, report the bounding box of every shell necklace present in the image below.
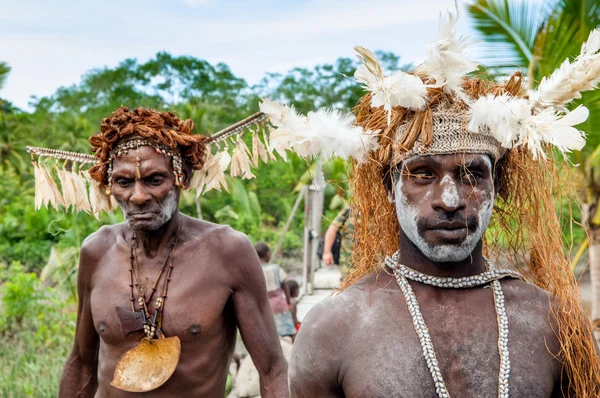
[384,251,522,398]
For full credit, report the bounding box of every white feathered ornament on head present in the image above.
[260,1,596,164]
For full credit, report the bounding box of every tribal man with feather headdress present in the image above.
[37,106,289,396]
[260,6,600,397]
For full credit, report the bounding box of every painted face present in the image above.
[393,153,495,262]
[111,146,180,231]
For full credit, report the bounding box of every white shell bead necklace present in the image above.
[384,251,521,398]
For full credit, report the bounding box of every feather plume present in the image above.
[415,2,478,97]
[39,162,64,210]
[251,131,269,167]
[529,29,600,108]
[260,99,308,160]
[469,94,588,158]
[305,109,380,162]
[262,130,277,161]
[354,47,428,124]
[33,161,50,210]
[84,171,114,217]
[191,151,231,196]
[230,137,255,179]
[70,169,91,213]
[57,167,77,210]
[261,98,379,162]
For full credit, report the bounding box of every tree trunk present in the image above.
[589,227,600,342]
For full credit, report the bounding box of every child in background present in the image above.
[285,279,301,332]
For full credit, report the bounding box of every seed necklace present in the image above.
[128,221,181,339]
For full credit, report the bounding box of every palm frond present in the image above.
[467,0,551,76]
[0,62,10,91]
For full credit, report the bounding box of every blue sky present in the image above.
[2,0,486,110]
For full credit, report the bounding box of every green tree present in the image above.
[0,61,9,91]
[467,0,600,330]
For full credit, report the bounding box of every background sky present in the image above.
[1,0,487,110]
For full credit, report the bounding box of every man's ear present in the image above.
[382,164,395,203]
[492,155,506,198]
[182,163,193,189]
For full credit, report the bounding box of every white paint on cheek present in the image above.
[440,175,459,208]
[394,155,496,263]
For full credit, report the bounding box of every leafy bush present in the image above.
[0,262,75,396]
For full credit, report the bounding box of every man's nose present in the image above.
[129,181,151,206]
[431,175,466,212]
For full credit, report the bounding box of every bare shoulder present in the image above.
[182,215,252,254]
[181,215,260,283]
[501,277,561,350]
[501,277,553,312]
[296,271,395,351]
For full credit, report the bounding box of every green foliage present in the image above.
[0,262,75,396]
[467,0,600,249]
[0,61,9,91]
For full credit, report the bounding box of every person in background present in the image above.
[321,206,353,278]
[285,279,301,332]
[233,243,295,398]
[255,242,296,340]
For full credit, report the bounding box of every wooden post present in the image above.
[271,189,305,262]
[302,185,313,297]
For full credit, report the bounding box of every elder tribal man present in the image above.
[58,107,288,397]
[260,14,600,398]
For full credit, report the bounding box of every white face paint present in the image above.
[440,175,459,208]
[394,155,494,262]
[119,189,179,231]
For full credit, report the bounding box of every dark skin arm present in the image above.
[227,231,288,398]
[59,241,100,397]
[322,224,339,265]
[289,303,343,397]
[282,280,291,306]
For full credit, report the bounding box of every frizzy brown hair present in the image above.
[343,72,600,396]
[88,106,209,185]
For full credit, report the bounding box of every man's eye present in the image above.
[116,179,131,187]
[461,170,482,181]
[148,177,164,185]
[409,171,435,181]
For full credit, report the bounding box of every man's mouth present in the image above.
[425,221,476,242]
[128,212,158,220]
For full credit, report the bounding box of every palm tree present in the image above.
[0,61,9,91]
[467,0,600,333]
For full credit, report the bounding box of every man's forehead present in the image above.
[401,153,492,169]
[111,146,172,173]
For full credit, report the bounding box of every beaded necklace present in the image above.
[384,251,522,398]
[129,222,181,340]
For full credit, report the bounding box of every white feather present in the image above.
[355,54,428,125]
[261,99,379,162]
[192,151,231,195]
[468,94,588,159]
[530,29,600,107]
[415,3,479,96]
[306,109,380,162]
[260,98,308,159]
[468,94,530,148]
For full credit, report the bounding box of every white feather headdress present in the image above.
[259,98,379,163]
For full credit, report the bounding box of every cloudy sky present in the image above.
[1,0,486,110]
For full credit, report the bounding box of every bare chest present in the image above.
[90,246,235,346]
[341,285,560,397]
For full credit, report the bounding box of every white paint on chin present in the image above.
[394,158,494,263]
[119,189,179,231]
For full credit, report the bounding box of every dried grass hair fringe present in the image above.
[342,72,600,397]
[88,106,210,185]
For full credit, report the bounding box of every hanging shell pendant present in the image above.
[111,336,181,392]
